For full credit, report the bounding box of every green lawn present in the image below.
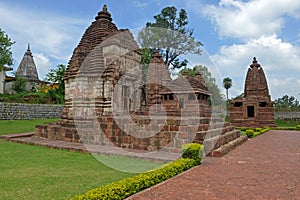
[0,118,59,136]
[0,119,161,199]
[275,119,300,128]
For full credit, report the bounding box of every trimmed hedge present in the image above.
[71,143,204,200]
[246,129,255,138]
[71,158,197,200]
[270,124,300,131]
[271,126,300,131]
[182,143,204,164]
[240,126,270,138]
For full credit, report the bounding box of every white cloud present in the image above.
[33,53,52,80]
[268,77,300,99]
[203,0,300,39]
[134,0,148,8]
[0,3,86,79]
[211,34,300,99]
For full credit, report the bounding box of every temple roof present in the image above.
[16,44,39,81]
[65,4,119,79]
[166,72,209,95]
[147,52,209,95]
[244,57,270,98]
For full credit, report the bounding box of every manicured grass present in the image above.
[0,141,139,200]
[275,119,300,128]
[94,155,162,173]
[0,119,162,199]
[0,118,59,136]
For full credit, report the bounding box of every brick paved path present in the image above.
[128,130,300,200]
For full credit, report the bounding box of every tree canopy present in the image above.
[44,64,66,104]
[223,77,232,100]
[179,65,225,106]
[0,29,15,70]
[12,76,27,93]
[274,95,300,111]
[138,6,202,70]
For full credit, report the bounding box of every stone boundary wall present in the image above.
[0,103,63,120]
[275,112,300,121]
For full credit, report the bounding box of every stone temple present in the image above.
[16,44,39,82]
[229,57,276,128]
[35,5,247,157]
[1,44,40,94]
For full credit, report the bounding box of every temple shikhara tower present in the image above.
[16,44,39,82]
[230,57,276,127]
[0,44,40,94]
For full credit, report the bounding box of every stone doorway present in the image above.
[247,106,255,118]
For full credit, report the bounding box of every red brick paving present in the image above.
[128,130,300,200]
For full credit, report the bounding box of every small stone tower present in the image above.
[16,44,39,81]
[230,57,276,127]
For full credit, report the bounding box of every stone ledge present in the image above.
[210,135,248,157]
[0,132,34,140]
[3,134,179,163]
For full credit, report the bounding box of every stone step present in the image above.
[0,132,34,141]
[210,118,224,123]
[202,129,241,154]
[209,135,248,157]
[208,122,230,129]
[194,126,236,142]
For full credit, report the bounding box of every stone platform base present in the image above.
[34,116,247,157]
[1,133,179,163]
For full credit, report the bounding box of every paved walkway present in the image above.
[128,130,300,200]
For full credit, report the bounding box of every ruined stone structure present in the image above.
[35,5,247,156]
[230,57,276,127]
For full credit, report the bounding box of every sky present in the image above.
[0,0,300,100]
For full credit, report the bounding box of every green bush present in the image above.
[255,128,262,132]
[240,127,246,131]
[71,158,197,200]
[245,126,270,138]
[246,129,255,138]
[296,125,300,130]
[181,143,204,164]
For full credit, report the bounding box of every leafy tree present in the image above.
[274,95,300,111]
[44,64,66,104]
[0,29,15,70]
[179,65,225,106]
[138,6,202,70]
[12,76,27,93]
[223,77,232,101]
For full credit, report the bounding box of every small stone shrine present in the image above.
[1,44,40,94]
[35,5,247,157]
[230,57,276,127]
[16,44,39,82]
